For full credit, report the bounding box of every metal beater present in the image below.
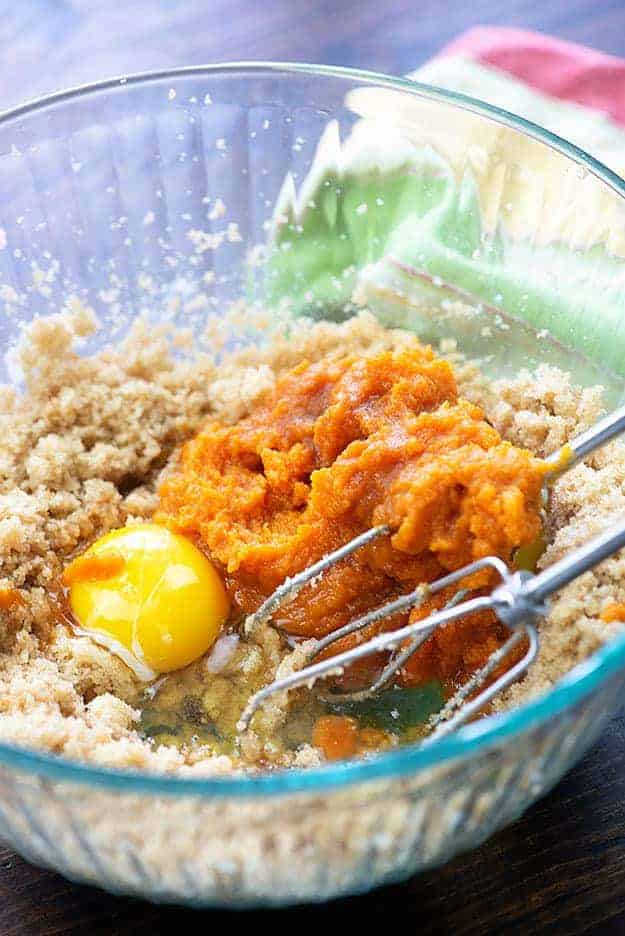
[237,402,625,739]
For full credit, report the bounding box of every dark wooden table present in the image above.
[2,1,625,932]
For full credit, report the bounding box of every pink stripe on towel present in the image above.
[440,26,625,128]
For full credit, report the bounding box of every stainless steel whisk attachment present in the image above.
[238,401,625,738]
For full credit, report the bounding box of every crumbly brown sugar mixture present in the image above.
[0,305,624,775]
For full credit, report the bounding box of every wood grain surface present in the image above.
[2,1,625,932]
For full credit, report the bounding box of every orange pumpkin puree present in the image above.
[311,715,393,761]
[0,587,23,611]
[62,553,126,587]
[312,715,360,761]
[600,602,625,623]
[157,345,547,690]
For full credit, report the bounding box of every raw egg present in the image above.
[64,523,229,679]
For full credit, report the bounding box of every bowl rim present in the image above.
[2,60,625,798]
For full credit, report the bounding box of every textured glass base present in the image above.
[0,671,620,906]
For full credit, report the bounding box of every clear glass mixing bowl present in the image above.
[1,63,625,907]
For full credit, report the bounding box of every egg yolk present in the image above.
[64,524,229,678]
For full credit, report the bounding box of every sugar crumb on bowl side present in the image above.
[0,306,624,773]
